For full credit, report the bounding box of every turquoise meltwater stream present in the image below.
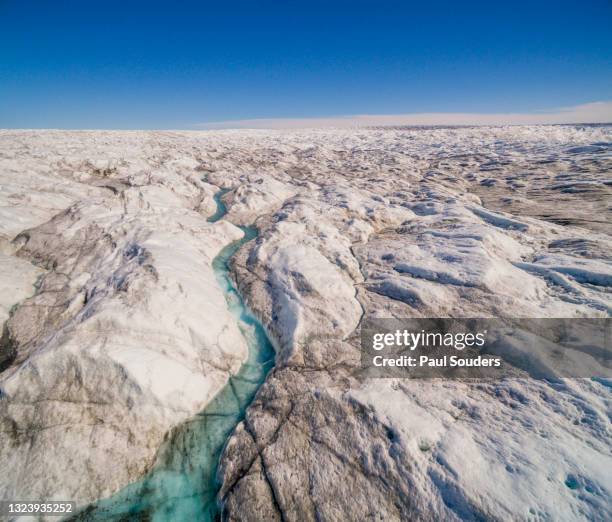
[74,189,275,521]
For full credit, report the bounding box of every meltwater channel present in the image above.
[74,189,275,521]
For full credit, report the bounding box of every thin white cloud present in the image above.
[197,101,612,129]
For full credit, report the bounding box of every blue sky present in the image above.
[1,0,611,129]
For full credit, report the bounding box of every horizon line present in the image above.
[2,121,612,133]
[196,101,612,130]
[1,101,611,132]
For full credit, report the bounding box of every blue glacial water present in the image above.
[74,189,275,521]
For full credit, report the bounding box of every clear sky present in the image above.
[1,0,611,129]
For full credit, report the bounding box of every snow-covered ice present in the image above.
[0,126,610,520]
